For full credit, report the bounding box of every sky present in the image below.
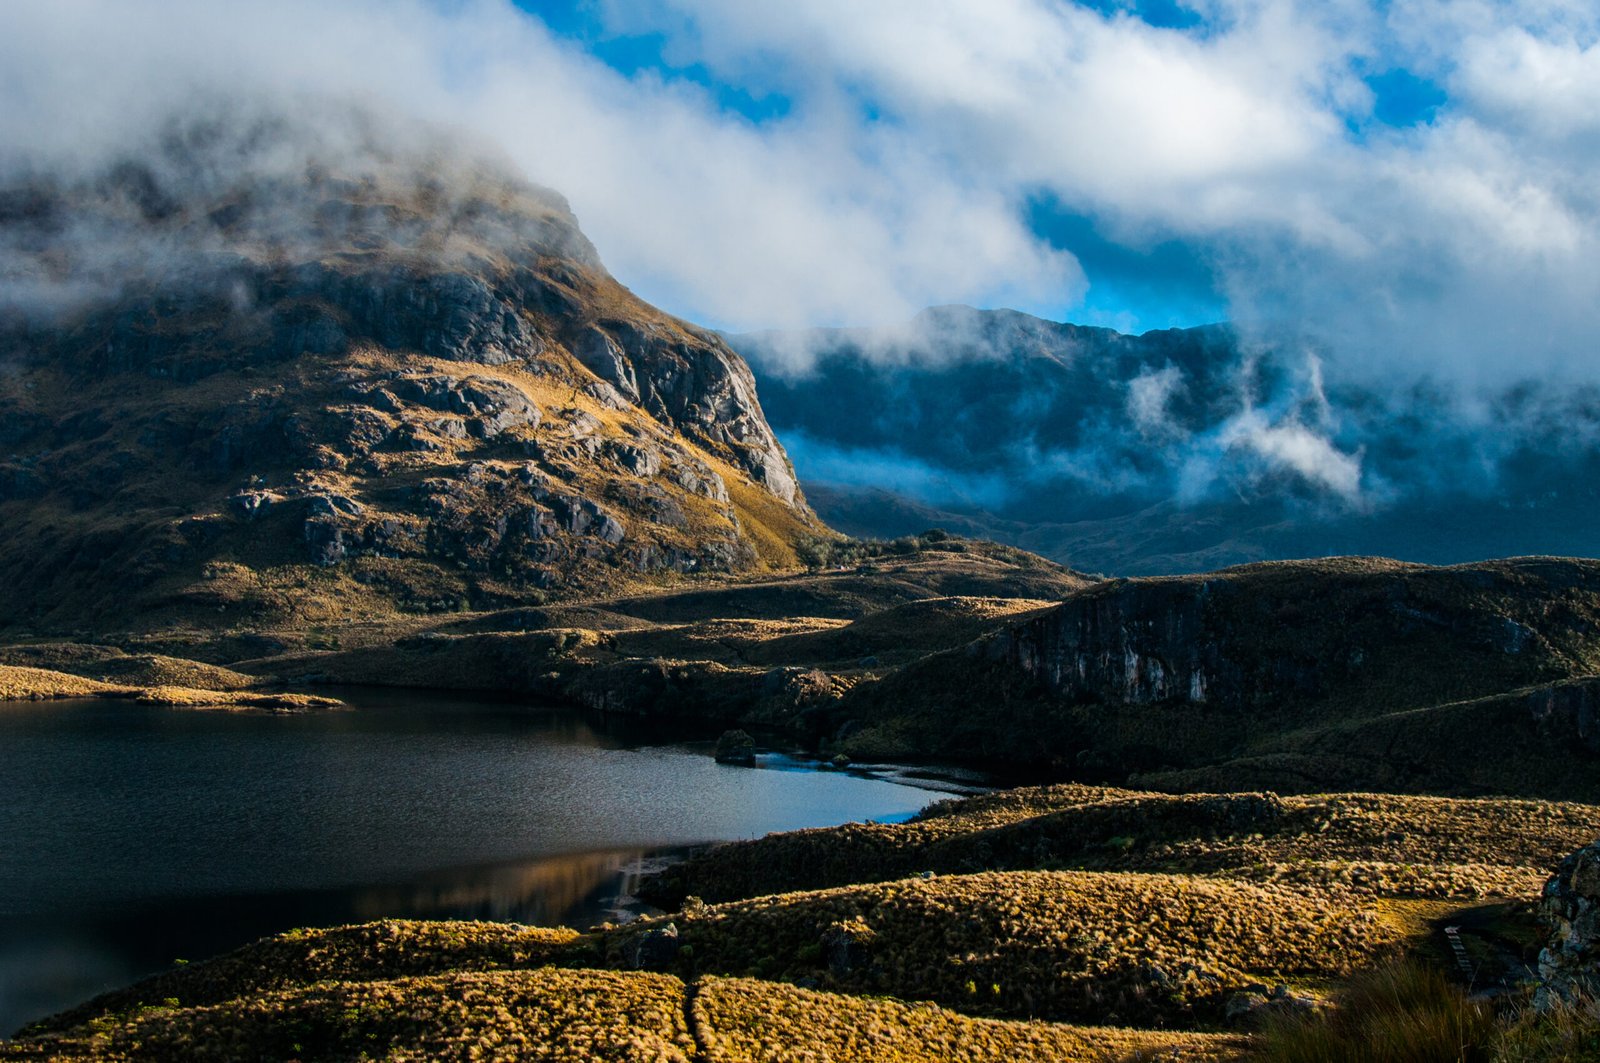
[3,0,1600,384]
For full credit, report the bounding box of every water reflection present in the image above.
[0,694,967,1033]
[346,848,674,926]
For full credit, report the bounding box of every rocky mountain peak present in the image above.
[0,105,819,631]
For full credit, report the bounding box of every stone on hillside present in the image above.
[714,729,757,765]
[573,327,641,402]
[820,918,876,978]
[622,922,680,971]
[1537,839,1600,1008]
[229,490,282,520]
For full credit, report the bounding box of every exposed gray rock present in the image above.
[1537,839,1600,1008]
[573,327,641,401]
[545,495,625,543]
[1528,680,1600,755]
[307,492,364,517]
[303,517,346,566]
[385,373,540,439]
[584,381,629,409]
[295,265,547,367]
[607,442,662,479]
[820,920,875,978]
[621,922,680,971]
[668,457,729,503]
[229,489,283,520]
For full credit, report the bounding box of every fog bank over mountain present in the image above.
[10,0,1600,388]
[733,306,1600,574]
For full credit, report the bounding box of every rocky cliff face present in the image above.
[0,110,818,631]
[830,555,1600,775]
[986,556,1600,715]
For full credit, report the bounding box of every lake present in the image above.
[0,691,975,1034]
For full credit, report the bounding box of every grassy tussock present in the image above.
[22,921,579,1036]
[695,977,1246,1062]
[5,968,693,1062]
[1254,961,1496,1063]
[621,869,1398,1025]
[1492,995,1600,1061]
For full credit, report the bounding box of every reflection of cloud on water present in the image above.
[346,849,685,927]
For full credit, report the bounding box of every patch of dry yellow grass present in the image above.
[617,869,1399,1025]
[0,665,116,700]
[22,921,582,1037]
[0,664,340,710]
[654,784,1600,907]
[4,968,693,1062]
[694,977,1245,1062]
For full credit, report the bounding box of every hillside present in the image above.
[13,782,1598,1060]
[823,555,1600,785]
[0,108,822,634]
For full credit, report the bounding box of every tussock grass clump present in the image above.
[1254,961,1494,1063]
[4,968,692,1062]
[23,921,579,1036]
[624,869,1399,1025]
[695,977,1246,1062]
[1492,994,1600,1061]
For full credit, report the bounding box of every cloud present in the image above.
[588,0,1600,388]
[1126,364,1187,438]
[0,0,1081,333]
[778,430,1015,509]
[5,0,1600,520]
[8,0,1600,381]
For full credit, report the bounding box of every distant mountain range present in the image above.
[732,306,1600,574]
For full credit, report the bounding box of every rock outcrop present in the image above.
[1537,840,1600,1008]
[826,555,1600,776]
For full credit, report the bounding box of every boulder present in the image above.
[714,729,757,765]
[1537,839,1600,1008]
[820,918,876,978]
[621,922,680,971]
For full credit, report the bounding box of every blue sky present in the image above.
[515,0,1459,335]
[7,0,1600,385]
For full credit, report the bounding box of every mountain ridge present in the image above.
[0,109,822,632]
[731,305,1600,574]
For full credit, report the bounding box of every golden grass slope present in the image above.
[20,921,581,1038]
[4,969,1243,1063]
[4,968,695,1063]
[651,784,1600,907]
[694,978,1244,1063]
[611,869,1400,1026]
[0,664,340,710]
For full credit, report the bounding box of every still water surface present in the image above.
[0,691,970,1033]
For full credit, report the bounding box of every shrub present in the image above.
[1254,961,1495,1063]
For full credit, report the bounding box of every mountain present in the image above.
[731,306,1600,574]
[0,109,821,633]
